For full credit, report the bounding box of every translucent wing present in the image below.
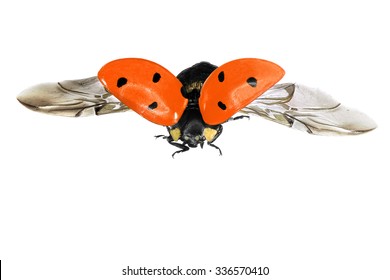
[239,83,376,135]
[17,76,129,117]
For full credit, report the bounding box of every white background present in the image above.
[1,0,389,279]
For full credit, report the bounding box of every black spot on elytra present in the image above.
[218,71,225,82]
[153,73,161,83]
[247,77,257,87]
[218,101,226,110]
[117,77,127,88]
[148,101,158,110]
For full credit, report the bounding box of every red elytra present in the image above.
[98,58,187,126]
[98,58,284,127]
[199,58,285,125]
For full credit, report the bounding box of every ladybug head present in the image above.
[179,114,206,148]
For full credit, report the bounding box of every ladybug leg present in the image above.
[228,115,250,122]
[155,134,169,140]
[206,125,223,156]
[207,142,222,156]
[168,141,190,158]
[155,127,189,157]
[155,127,171,139]
[155,134,189,157]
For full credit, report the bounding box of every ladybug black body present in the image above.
[156,62,224,157]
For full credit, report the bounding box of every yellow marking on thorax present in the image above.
[203,127,218,142]
[170,128,181,141]
[185,81,203,93]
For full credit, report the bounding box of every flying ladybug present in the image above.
[17,58,376,157]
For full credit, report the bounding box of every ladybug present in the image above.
[17,58,376,157]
